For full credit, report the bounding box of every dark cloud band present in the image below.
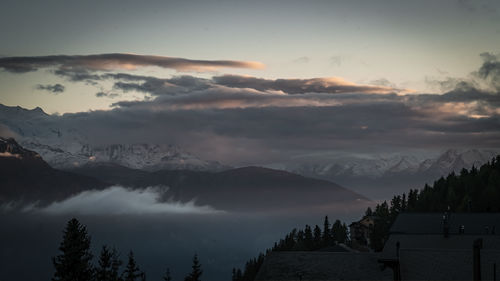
[0,53,265,73]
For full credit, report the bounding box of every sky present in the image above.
[0,0,500,164]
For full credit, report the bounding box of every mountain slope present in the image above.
[0,137,108,203]
[68,165,371,213]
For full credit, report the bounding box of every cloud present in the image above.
[476,52,500,91]
[212,75,404,95]
[112,86,344,110]
[0,53,265,73]
[426,52,500,93]
[36,83,65,94]
[330,56,344,67]
[1,52,500,165]
[370,78,397,88]
[293,56,310,64]
[95,91,119,98]
[24,186,221,215]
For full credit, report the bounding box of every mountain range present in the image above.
[0,104,225,171]
[269,149,499,200]
[1,104,498,202]
[0,137,370,213]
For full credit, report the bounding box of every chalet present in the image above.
[349,215,376,251]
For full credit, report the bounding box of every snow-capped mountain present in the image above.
[0,104,226,171]
[266,149,499,200]
[273,149,497,181]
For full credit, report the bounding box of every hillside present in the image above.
[0,137,108,203]
[68,164,371,213]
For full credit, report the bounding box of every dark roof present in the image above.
[317,243,353,252]
[390,213,500,235]
[399,249,500,281]
[255,252,392,281]
[382,234,500,258]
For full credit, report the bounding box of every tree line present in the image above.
[368,155,500,251]
[233,155,500,279]
[231,216,349,281]
[52,218,202,281]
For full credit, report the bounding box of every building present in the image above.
[380,213,500,281]
[349,216,376,250]
[256,213,500,281]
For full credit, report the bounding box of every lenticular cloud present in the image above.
[32,186,221,215]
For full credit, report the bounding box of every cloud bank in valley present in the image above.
[23,186,221,215]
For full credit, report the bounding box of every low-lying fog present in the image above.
[0,186,367,281]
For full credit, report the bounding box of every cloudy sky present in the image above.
[0,0,500,164]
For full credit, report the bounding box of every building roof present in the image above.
[382,234,500,258]
[399,248,500,281]
[255,252,392,281]
[390,213,500,235]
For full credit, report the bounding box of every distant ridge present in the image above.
[68,164,372,213]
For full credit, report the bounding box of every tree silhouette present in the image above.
[313,225,322,249]
[184,254,202,281]
[331,219,348,244]
[322,216,331,247]
[52,218,94,281]
[163,268,172,281]
[123,251,142,281]
[96,245,122,281]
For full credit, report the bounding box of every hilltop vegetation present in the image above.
[234,155,500,279]
[369,155,500,250]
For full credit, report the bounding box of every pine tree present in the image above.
[163,268,172,281]
[364,207,373,217]
[303,225,313,250]
[232,268,237,281]
[236,269,242,281]
[322,216,331,247]
[184,254,202,281]
[313,225,322,249]
[331,219,348,244]
[96,245,122,281]
[123,251,142,281]
[52,218,94,281]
